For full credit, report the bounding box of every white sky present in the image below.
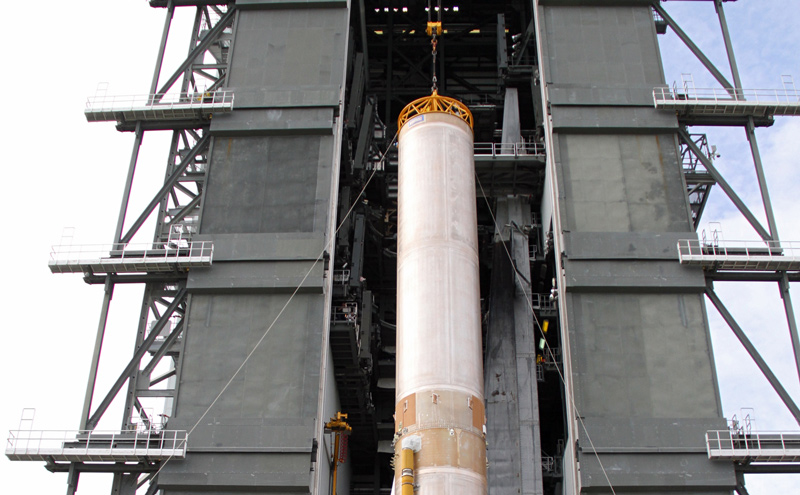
[1,1,799,494]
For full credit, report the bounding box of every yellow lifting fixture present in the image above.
[324,412,352,495]
[397,91,474,130]
[397,0,474,131]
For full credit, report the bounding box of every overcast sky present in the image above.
[1,1,798,494]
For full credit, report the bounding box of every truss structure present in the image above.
[652,1,800,492]
[7,2,800,495]
[10,4,237,494]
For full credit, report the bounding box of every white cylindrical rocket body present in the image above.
[395,110,486,495]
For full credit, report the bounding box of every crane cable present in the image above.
[427,0,443,93]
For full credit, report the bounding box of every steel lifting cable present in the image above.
[427,0,443,93]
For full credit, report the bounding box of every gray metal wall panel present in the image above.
[163,3,350,493]
[185,421,315,452]
[231,88,340,108]
[564,260,705,291]
[186,261,324,292]
[548,85,655,106]
[228,9,348,91]
[563,231,685,260]
[567,292,719,418]
[210,108,334,135]
[238,0,346,9]
[539,0,654,5]
[557,134,689,233]
[543,6,663,88]
[538,3,734,492]
[578,453,736,491]
[175,293,325,423]
[201,136,330,234]
[158,452,312,492]
[579,417,726,450]
[550,106,678,132]
[194,233,325,261]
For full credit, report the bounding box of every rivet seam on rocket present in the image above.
[395,391,485,433]
[397,91,474,131]
[393,390,487,478]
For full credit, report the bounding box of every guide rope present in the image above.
[149,131,399,485]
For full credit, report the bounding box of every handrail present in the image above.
[531,293,558,311]
[677,239,800,259]
[706,429,800,460]
[473,142,546,157]
[332,302,358,324]
[653,86,800,105]
[6,429,188,460]
[49,241,214,265]
[86,90,234,113]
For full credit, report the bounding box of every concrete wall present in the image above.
[536,3,734,493]
[161,3,350,494]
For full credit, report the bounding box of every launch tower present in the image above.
[6,1,800,495]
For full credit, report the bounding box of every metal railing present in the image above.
[49,240,214,273]
[653,84,800,107]
[706,430,800,462]
[332,302,359,324]
[678,239,798,258]
[6,429,188,462]
[474,142,546,157]
[332,269,351,285]
[542,347,561,368]
[531,293,558,312]
[86,90,234,114]
[677,239,800,271]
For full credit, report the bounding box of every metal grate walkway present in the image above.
[706,430,800,462]
[653,86,800,117]
[473,142,546,161]
[49,241,213,274]
[677,239,800,271]
[6,429,187,462]
[85,91,234,122]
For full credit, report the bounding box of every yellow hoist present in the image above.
[324,412,352,495]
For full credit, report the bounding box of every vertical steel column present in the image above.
[113,122,144,244]
[779,273,800,383]
[714,0,743,91]
[66,463,79,495]
[182,7,205,92]
[79,279,114,430]
[715,0,800,399]
[120,286,157,429]
[745,117,780,240]
[149,2,175,95]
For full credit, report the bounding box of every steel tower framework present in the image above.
[5,1,800,495]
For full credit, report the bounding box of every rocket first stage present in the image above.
[394,92,487,495]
